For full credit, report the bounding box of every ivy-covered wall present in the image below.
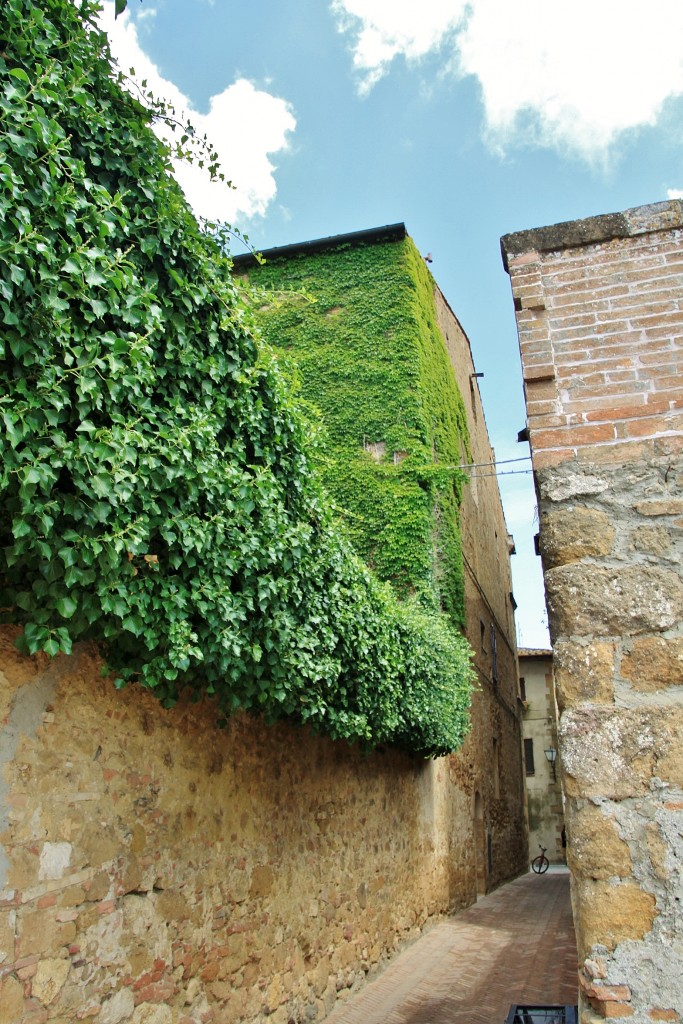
[1,0,474,758]
[237,236,471,628]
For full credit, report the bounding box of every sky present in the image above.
[101,0,683,649]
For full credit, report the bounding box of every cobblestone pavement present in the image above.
[325,868,578,1024]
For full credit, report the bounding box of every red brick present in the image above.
[523,364,555,383]
[577,439,648,465]
[508,251,539,269]
[534,422,616,449]
[532,449,575,469]
[133,979,176,1005]
[624,411,683,438]
[590,999,634,1018]
[527,400,560,417]
[585,399,665,423]
[529,414,566,429]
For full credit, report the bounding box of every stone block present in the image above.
[629,526,672,557]
[248,865,274,899]
[31,957,70,1005]
[620,637,683,692]
[554,640,615,711]
[537,466,609,503]
[576,879,656,956]
[540,507,615,568]
[0,909,15,966]
[131,1004,172,1024]
[635,499,683,517]
[99,987,135,1024]
[545,564,683,639]
[560,706,682,799]
[566,804,631,879]
[16,910,76,959]
[0,975,25,1024]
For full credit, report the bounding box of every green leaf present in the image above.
[55,596,78,619]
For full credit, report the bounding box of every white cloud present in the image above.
[667,189,683,200]
[332,0,683,161]
[331,0,468,94]
[99,2,295,224]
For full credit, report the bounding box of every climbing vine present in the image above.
[0,0,474,755]
[238,239,472,627]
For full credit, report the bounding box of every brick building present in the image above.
[502,200,683,1024]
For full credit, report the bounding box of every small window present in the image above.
[524,738,535,776]
[480,620,486,651]
[519,676,527,702]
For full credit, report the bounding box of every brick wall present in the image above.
[503,200,683,1024]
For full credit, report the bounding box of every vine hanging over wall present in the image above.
[0,0,473,756]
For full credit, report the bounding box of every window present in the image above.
[519,676,527,702]
[480,619,486,651]
[524,738,535,776]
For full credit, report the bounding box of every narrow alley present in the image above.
[325,868,577,1024]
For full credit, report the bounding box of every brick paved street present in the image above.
[325,868,578,1024]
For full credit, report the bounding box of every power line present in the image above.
[458,456,532,471]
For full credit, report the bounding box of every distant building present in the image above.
[518,648,565,865]
[235,223,528,895]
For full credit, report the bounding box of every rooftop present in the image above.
[232,222,407,270]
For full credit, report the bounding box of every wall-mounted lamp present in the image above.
[544,747,557,782]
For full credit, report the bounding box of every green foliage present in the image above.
[240,239,472,627]
[0,0,474,755]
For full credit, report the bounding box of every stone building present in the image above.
[518,648,565,866]
[502,200,683,1024]
[234,224,527,901]
[0,226,527,1023]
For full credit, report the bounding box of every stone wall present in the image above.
[435,287,528,893]
[1,226,529,1024]
[1,627,475,1024]
[502,200,683,1024]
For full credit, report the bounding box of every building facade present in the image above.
[518,648,565,865]
[502,200,683,1024]
[236,224,528,899]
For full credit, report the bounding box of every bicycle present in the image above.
[531,845,550,874]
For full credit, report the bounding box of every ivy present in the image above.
[239,240,472,628]
[0,0,474,755]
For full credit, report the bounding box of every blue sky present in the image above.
[102,0,683,648]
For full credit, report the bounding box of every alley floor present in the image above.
[324,868,578,1024]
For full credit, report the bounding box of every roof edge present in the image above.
[232,222,407,269]
[500,199,683,273]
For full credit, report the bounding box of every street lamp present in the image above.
[544,747,557,782]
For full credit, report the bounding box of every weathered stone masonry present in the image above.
[503,200,683,1024]
[0,628,475,1024]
